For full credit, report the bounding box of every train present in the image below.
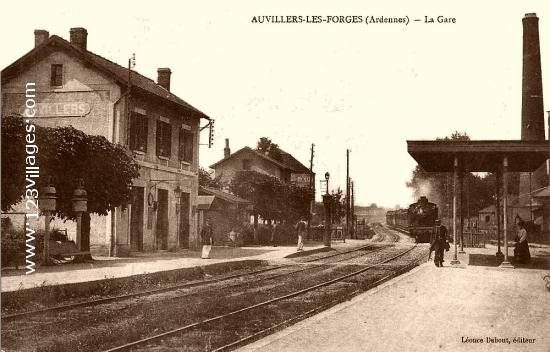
[386,196,438,243]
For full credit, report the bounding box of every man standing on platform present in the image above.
[295,217,307,251]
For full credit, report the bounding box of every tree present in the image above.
[2,116,140,259]
[199,167,223,189]
[256,137,283,162]
[229,170,313,224]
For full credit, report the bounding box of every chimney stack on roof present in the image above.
[157,68,172,91]
[34,30,49,47]
[69,27,88,51]
[224,138,231,159]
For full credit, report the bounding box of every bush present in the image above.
[1,225,68,268]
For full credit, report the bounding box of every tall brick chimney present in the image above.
[69,27,88,51]
[157,68,171,91]
[34,29,49,47]
[224,138,231,158]
[519,13,548,207]
[521,13,545,141]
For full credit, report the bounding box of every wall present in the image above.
[1,49,202,255]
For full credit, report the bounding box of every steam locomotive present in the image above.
[386,196,438,243]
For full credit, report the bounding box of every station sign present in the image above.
[21,102,91,117]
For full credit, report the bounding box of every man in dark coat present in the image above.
[430,220,448,267]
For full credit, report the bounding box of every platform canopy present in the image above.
[407,140,550,172]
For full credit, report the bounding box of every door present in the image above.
[130,187,144,251]
[179,192,190,248]
[156,189,169,250]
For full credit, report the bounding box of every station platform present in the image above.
[0,240,361,293]
[240,244,550,352]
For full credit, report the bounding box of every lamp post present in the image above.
[72,179,88,251]
[322,172,332,248]
[39,183,57,265]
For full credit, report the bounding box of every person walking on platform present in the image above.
[514,218,531,264]
[430,220,449,267]
[201,220,213,259]
[295,217,307,251]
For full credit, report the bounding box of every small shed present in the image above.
[197,187,253,244]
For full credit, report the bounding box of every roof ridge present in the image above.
[2,34,210,119]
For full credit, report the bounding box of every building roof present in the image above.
[209,146,290,170]
[209,146,313,174]
[532,186,550,199]
[197,195,215,210]
[199,186,251,205]
[1,35,210,120]
[279,150,312,174]
[407,140,550,172]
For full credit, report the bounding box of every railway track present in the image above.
[1,243,380,323]
[370,223,402,242]
[2,243,425,352]
[102,244,420,352]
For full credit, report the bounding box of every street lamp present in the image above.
[322,172,332,247]
[72,179,88,251]
[39,182,57,265]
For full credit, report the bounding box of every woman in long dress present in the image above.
[514,220,531,264]
[201,220,213,259]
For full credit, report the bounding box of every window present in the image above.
[130,112,148,152]
[50,64,63,87]
[485,215,491,223]
[242,159,252,170]
[178,128,193,163]
[156,120,172,158]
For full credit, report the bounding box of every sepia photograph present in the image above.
[1,1,549,351]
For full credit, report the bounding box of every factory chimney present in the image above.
[519,13,548,208]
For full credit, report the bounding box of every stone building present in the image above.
[210,139,314,187]
[1,28,212,255]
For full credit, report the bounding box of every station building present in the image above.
[1,28,212,255]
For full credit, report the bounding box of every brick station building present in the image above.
[1,28,212,255]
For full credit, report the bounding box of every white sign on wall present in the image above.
[21,102,91,117]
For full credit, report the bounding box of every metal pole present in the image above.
[307,144,314,239]
[529,172,534,221]
[496,172,503,259]
[345,149,350,241]
[44,211,51,265]
[451,156,461,265]
[459,173,465,253]
[500,156,514,268]
[76,212,82,250]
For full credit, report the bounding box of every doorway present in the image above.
[179,192,190,248]
[130,187,144,251]
[156,189,169,250]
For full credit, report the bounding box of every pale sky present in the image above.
[1,1,549,208]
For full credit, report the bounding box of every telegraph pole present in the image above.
[351,180,355,239]
[345,149,350,241]
[307,143,315,238]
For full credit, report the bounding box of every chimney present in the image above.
[34,30,49,47]
[157,68,172,91]
[519,13,548,204]
[224,138,231,158]
[69,27,88,51]
[521,13,545,141]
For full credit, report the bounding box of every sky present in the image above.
[1,0,549,208]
